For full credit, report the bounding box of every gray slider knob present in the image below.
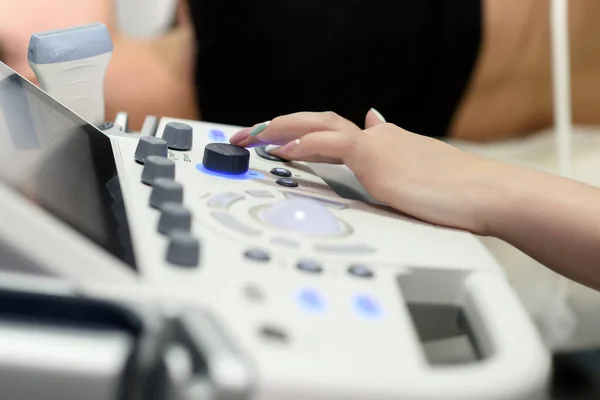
[134,136,168,163]
[149,178,184,209]
[142,155,175,185]
[163,122,193,151]
[158,202,192,234]
[166,230,200,267]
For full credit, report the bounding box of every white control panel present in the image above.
[107,118,551,400]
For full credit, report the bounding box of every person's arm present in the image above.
[481,163,600,290]
[229,110,600,291]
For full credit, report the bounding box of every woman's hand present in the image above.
[230,110,507,235]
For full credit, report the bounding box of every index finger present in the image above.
[231,111,360,148]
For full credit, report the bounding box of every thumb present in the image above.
[365,107,386,129]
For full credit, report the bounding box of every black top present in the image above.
[189,0,481,138]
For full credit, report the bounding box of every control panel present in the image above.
[0,23,551,400]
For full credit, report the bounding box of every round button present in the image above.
[348,265,374,278]
[158,203,192,234]
[134,136,168,163]
[353,294,382,319]
[297,259,323,274]
[276,178,298,188]
[297,288,325,313]
[244,249,270,262]
[142,156,175,185]
[149,178,184,209]
[270,167,292,178]
[166,230,200,267]
[208,129,226,142]
[261,199,343,236]
[203,143,250,174]
[163,122,193,150]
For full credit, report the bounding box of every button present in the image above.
[276,178,298,188]
[283,192,348,210]
[149,178,184,209]
[207,192,245,209]
[244,249,270,262]
[211,212,261,235]
[353,294,382,319]
[243,284,265,303]
[348,265,374,278]
[142,156,175,185]
[163,122,193,150]
[314,243,376,254]
[246,190,274,198]
[297,288,325,313]
[203,143,250,174]
[297,259,323,274]
[158,203,192,234]
[134,136,168,163]
[208,129,227,142]
[255,146,286,162]
[270,168,292,178]
[261,199,343,236]
[166,230,200,267]
[270,237,300,248]
[259,325,288,344]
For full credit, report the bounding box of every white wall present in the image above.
[114,0,178,38]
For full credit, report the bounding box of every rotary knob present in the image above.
[149,178,184,209]
[141,156,175,185]
[163,122,193,150]
[202,143,250,174]
[134,136,168,163]
[158,202,192,234]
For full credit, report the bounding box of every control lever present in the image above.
[27,23,113,127]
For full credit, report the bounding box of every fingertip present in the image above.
[365,107,386,128]
[229,127,252,144]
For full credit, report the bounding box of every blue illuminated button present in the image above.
[348,265,374,278]
[208,129,227,142]
[353,294,382,319]
[297,288,325,313]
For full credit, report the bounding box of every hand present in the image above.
[0,0,112,80]
[230,110,505,234]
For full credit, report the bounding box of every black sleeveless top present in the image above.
[188,0,481,137]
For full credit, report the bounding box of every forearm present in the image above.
[104,26,198,130]
[482,163,600,290]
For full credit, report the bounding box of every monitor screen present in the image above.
[0,64,136,270]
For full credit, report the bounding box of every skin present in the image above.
[230,110,600,291]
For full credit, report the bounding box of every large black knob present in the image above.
[202,143,250,174]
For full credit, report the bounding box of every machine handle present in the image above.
[423,273,552,399]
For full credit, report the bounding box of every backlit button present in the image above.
[276,178,298,188]
[244,249,270,262]
[283,192,348,210]
[211,212,261,235]
[348,265,374,278]
[315,243,376,254]
[353,294,382,319]
[297,288,325,313]
[246,190,274,198]
[208,129,226,142]
[270,168,292,178]
[207,192,245,209]
[297,259,323,274]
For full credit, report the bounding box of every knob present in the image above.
[202,143,250,174]
[163,122,193,150]
[149,178,184,209]
[142,156,175,185]
[166,230,200,267]
[158,202,192,234]
[135,136,168,163]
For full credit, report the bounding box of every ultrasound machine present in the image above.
[0,23,551,399]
